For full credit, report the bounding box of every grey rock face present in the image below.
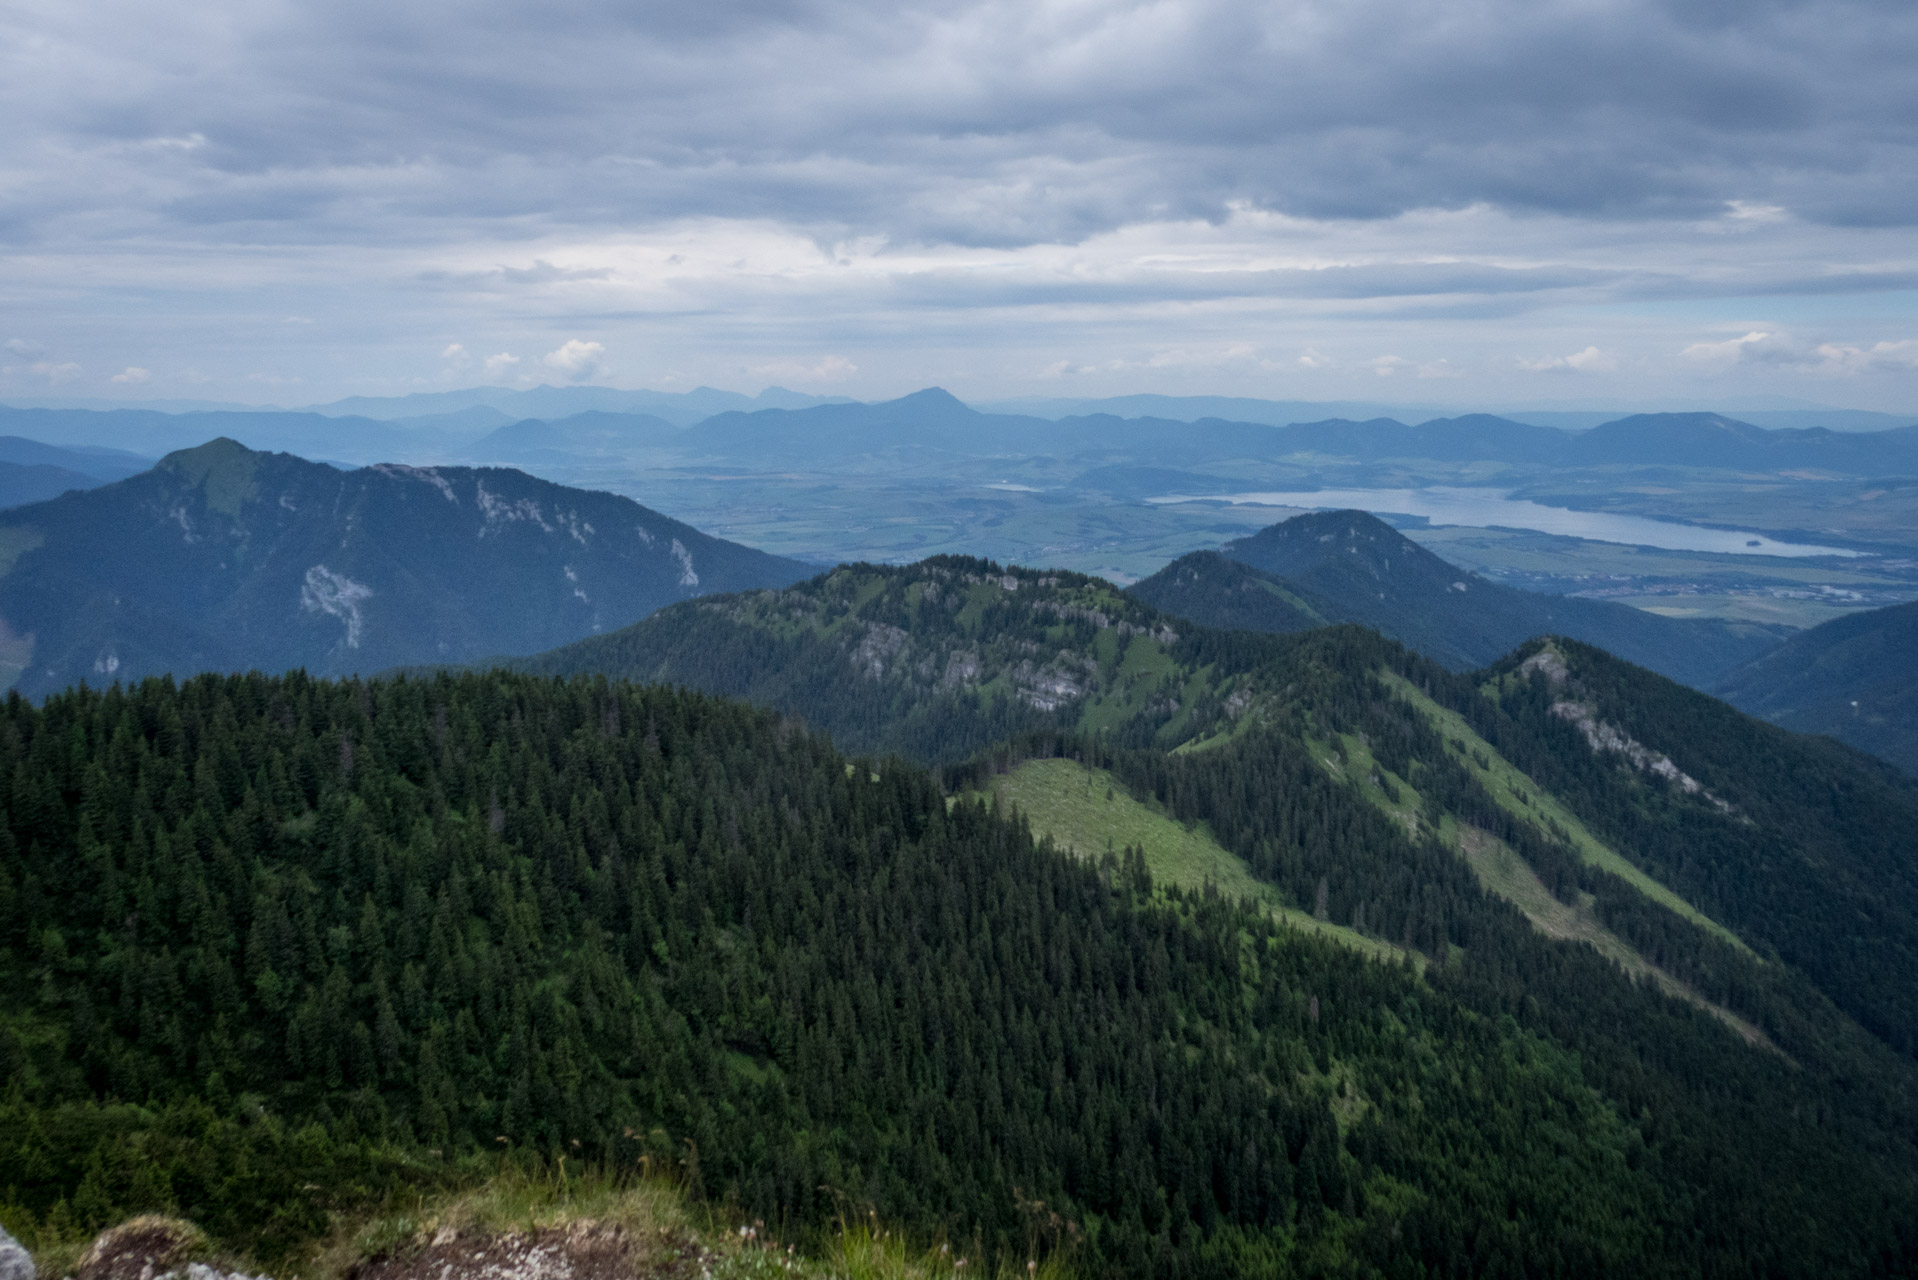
[0,1222,34,1280]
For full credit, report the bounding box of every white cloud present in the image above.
[1680,331,1918,374]
[1818,339,1918,373]
[1296,347,1331,370]
[484,352,521,378]
[1518,345,1618,373]
[4,339,46,358]
[749,354,858,384]
[1681,331,1774,367]
[28,361,83,384]
[543,339,605,382]
[442,343,471,365]
[1722,201,1790,225]
[1369,355,1413,377]
[111,366,152,384]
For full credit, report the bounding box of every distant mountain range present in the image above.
[979,393,1918,434]
[7,390,1918,478]
[1127,510,1784,689]
[1717,599,1918,774]
[0,438,808,696]
[666,392,1918,477]
[457,410,686,465]
[0,435,151,509]
[300,383,854,426]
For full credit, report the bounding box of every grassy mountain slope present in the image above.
[1133,509,1783,687]
[0,438,808,695]
[983,756,1408,966]
[1715,597,1918,774]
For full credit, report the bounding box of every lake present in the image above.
[1146,486,1865,559]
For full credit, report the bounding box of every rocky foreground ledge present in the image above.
[0,1176,1047,1280]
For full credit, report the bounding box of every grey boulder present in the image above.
[0,1223,33,1280]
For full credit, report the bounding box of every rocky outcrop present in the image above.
[67,1218,269,1280]
[0,1221,34,1280]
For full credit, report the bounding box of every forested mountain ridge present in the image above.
[1715,597,1918,775]
[0,438,808,697]
[4,668,1918,1277]
[521,555,1918,1060]
[1142,509,1784,688]
[517,557,1213,764]
[4,532,1917,1271]
[0,670,1790,1276]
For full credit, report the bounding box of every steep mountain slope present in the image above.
[1469,637,1918,1051]
[523,555,1918,1054]
[0,438,808,695]
[0,670,1773,1278]
[1164,508,1784,686]
[1715,598,1918,774]
[516,559,1918,1269]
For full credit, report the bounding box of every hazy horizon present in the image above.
[2,383,1913,425]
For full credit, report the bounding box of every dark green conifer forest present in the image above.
[5,571,1918,1276]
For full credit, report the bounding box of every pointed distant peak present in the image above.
[158,437,263,517]
[1224,508,1449,578]
[160,436,257,468]
[1264,508,1403,539]
[886,387,974,412]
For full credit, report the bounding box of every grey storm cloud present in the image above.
[4,0,1917,250]
[3,0,1915,408]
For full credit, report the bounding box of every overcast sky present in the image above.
[3,0,1916,409]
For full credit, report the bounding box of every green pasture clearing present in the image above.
[986,757,1415,968]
